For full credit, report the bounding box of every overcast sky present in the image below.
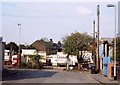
[1,1,118,45]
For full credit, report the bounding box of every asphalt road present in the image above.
[2,69,118,84]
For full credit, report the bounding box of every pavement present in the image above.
[89,73,118,84]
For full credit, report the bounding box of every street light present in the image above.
[107,4,117,80]
[18,24,21,69]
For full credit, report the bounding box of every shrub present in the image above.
[20,62,27,68]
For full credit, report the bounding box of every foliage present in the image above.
[5,42,19,54]
[45,39,59,55]
[20,44,35,49]
[20,61,27,68]
[62,32,93,55]
[46,39,54,55]
[30,55,41,63]
[20,55,43,69]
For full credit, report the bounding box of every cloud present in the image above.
[76,6,94,16]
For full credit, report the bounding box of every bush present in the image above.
[32,63,37,69]
[26,62,32,68]
[20,62,27,68]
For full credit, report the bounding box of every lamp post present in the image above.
[18,24,21,68]
[107,4,117,80]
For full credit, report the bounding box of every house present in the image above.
[32,39,62,54]
[31,39,62,64]
[21,49,47,64]
[21,49,37,62]
[32,39,46,51]
[118,1,120,37]
[99,38,114,77]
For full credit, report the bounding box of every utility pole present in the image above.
[93,20,95,40]
[92,20,96,65]
[96,5,100,73]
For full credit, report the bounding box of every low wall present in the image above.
[117,62,120,81]
[107,62,114,79]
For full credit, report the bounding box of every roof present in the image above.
[32,39,62,52]
[53,43,62,50]
[32,40,47,51]
[100,37,113,44]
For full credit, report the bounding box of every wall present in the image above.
[117,63,120,81]
[118,1,120,36]
[108,62,114,79]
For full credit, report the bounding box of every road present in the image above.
[2,69,118,84]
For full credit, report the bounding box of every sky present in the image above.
[1,0,119,45]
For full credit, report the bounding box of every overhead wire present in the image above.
[2,3,82,19]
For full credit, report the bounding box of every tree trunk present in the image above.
[67,63,69,70]
[66,53,70,70]
[78,63,80,69]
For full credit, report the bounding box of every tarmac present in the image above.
[2,69,18,76]
[2,68,119,84]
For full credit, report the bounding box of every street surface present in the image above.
[2,69,118,84]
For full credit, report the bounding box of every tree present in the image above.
[20,44,35,49]
[46,39,58,55]
[20,44,26,49]
[62,32,93,69]
[63,32,93,55]
[5,42,19,54]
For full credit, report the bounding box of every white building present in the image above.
[21,49,46,63]
[21,49,36,62]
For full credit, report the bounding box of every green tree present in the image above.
[46,39,58,55]
[63,32,93,55]
[5,42,19,54]
[62,32,93,69]
[20,44,35,49]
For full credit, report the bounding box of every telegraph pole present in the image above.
[92,20,96,65]
[96,5,100,72]
[93,20,95,41]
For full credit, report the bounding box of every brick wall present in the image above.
[117,62,120,81]
[108,62,114,79]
